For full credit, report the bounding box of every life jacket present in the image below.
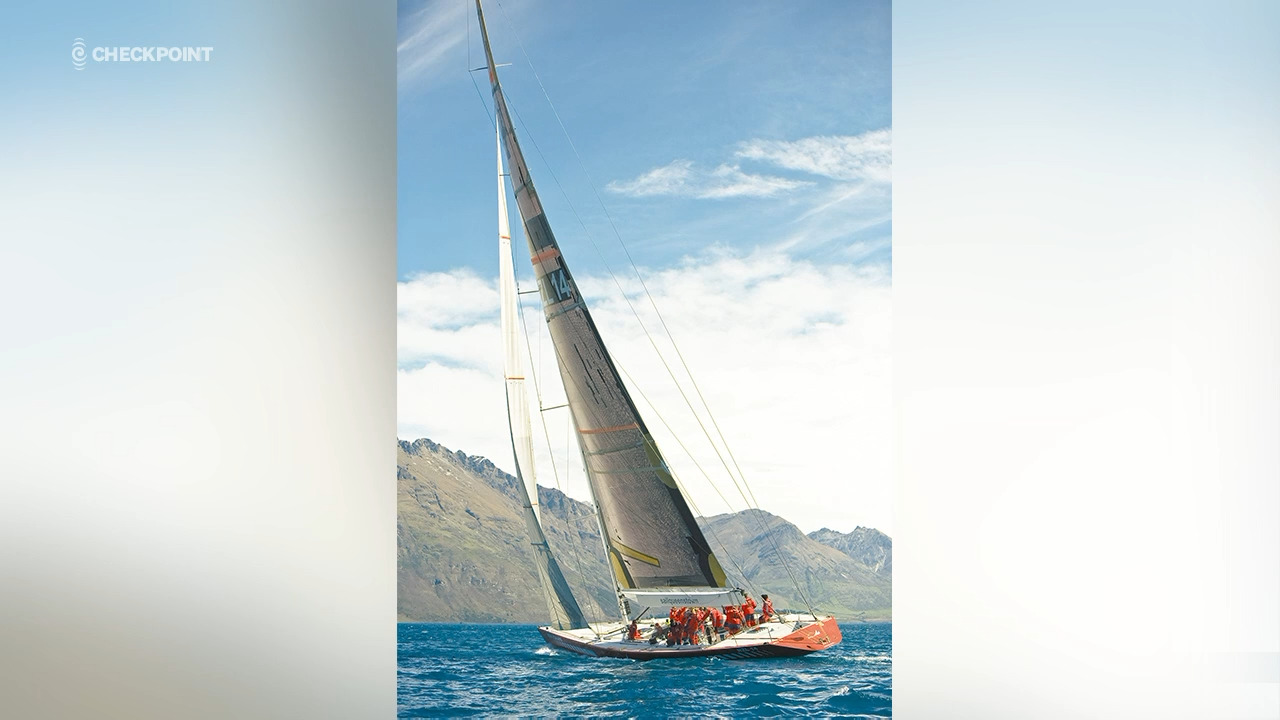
[761,598,774,620]
[725,606,743,629]
[627,622,640,641]
[711,608,725,628]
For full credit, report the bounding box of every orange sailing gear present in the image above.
[724,605,743,632]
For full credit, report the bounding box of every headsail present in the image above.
[498,124,588,631]
[477,0,727,592]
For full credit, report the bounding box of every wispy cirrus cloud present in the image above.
[397,0,471,90]
[607,129,890,201]
[606,130,892,257]
[736,130,892,184]
[605,159,812,199]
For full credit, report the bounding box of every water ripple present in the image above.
[399,622,891,717]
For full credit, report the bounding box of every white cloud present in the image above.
[605,160,811,199]
[397,0,470,90]
[396,248,892,535]
[606,130,890,203]
[603,131,891,256]
[397,269,500,371]
[603,159,693,197]
[737,130,892,184]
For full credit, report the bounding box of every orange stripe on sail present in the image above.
[499,234,510,239]
[531,247,561,264]
[504,375,524,380]
[579,422,639,435]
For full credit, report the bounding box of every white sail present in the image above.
[498,127,541,528]
[497,125,588,631]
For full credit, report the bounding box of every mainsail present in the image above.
[498,125,588,631]
[477,0,727,594]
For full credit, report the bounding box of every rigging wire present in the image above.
[505,89,815,606]
[488,5,817,615]
[508,204,606,634]
[481,13,603,627]
[610,359,759,597]
[489,0,765,511]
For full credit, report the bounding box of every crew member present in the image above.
[711,606,726,640]
[724,604,742,634]
[692,606,709,645]
[742,593,758,627]
[696,606,711,644]
[682,607,698,645]
[760,594,775,623]
[627,620,640,641]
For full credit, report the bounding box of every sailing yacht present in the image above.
[479,0,841,659]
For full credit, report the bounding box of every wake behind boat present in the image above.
[476,0,841,660]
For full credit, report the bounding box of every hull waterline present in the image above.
[538,616,842,661]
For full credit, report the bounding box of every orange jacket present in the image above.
[761,598,774,619]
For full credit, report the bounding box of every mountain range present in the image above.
[398,437,891,623]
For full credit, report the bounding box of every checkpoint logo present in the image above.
[72,39,213,69]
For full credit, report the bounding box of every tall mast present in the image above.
[497,122,588,631]
[476,0,727,607]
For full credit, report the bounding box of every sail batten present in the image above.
[476,0,726,594]
[498,123,588,631]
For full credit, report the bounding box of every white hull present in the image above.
[538,614,842,660]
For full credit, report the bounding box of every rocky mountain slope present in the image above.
[398,438,891,622]
[808,526,893,576]
[703,510,891,620]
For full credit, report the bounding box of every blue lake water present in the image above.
[398,622,891,717]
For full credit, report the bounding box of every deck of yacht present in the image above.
[538,614,841,660]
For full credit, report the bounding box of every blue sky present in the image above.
[397,0,892,534]
[398,0,890,277]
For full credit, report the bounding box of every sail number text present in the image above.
[541,268,574,304]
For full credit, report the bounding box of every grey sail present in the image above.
[497,125,588,631]
[476,0,727,592]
